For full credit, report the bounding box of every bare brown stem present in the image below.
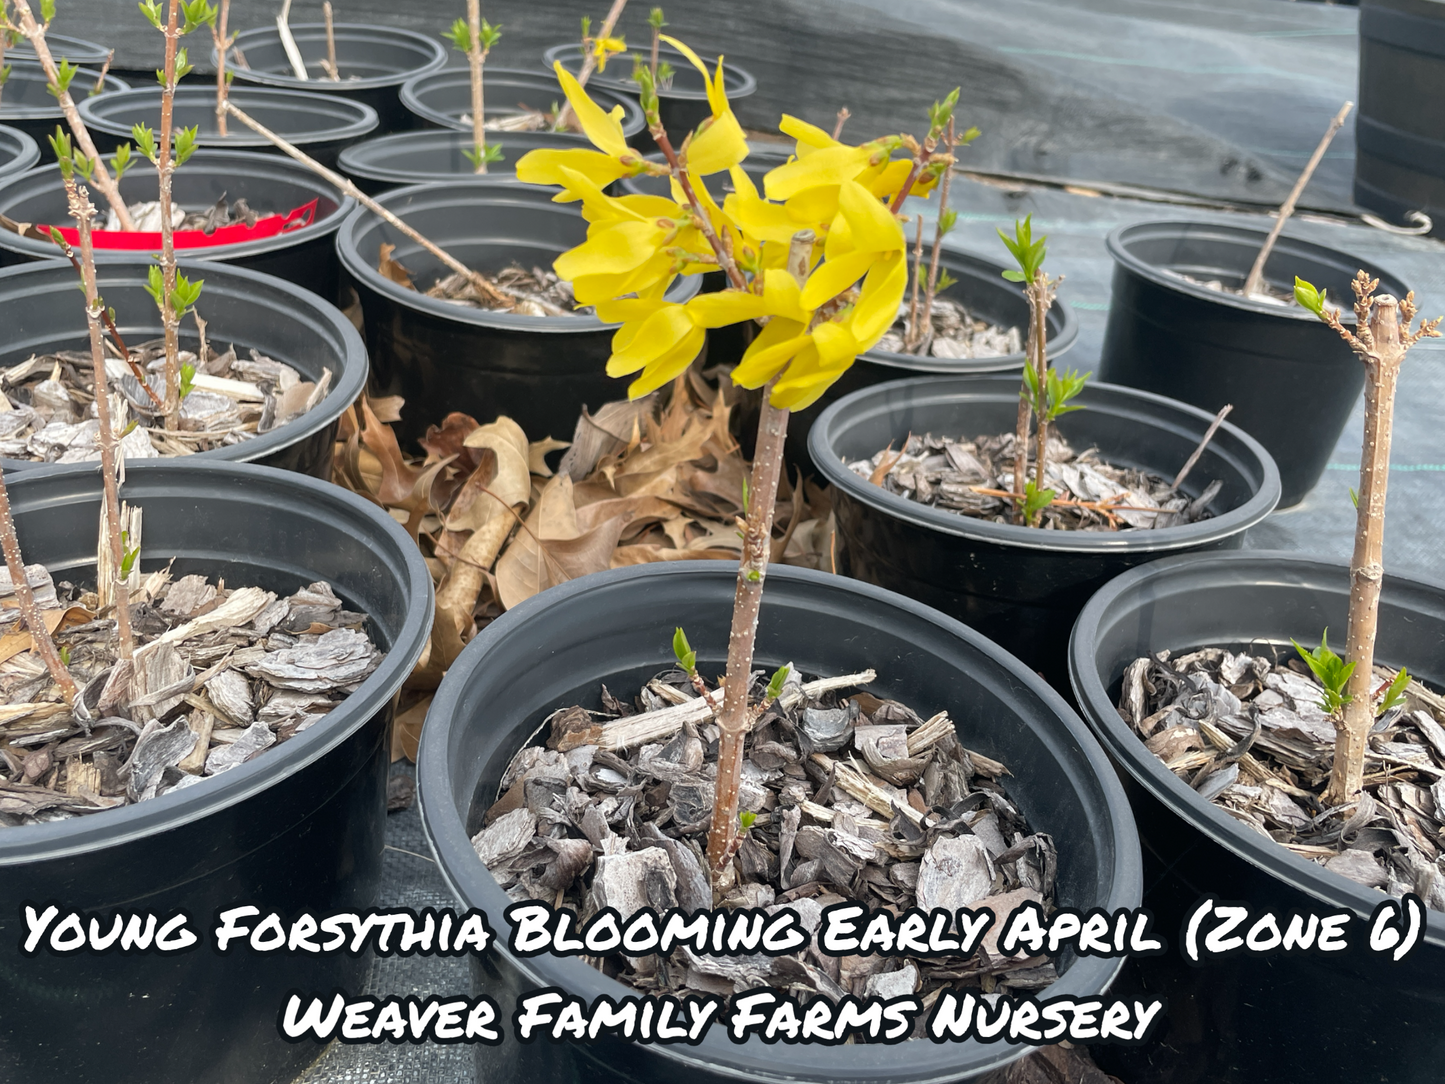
[466,0,486,173]
[1242,100,1352,299]
[64,177,132,659]
[0,470,78,704]
[1170,403,1232,491]
[90,48,113,95]
[1012,384,1030,523]
[1026,270,1055,522]
[322,1,338,80]
[223,101,519,307]
[903,211,924,349]
[555,0,628,130]
[158,0,181,431]
[651,125,747,291]
[918,117,955,349]
[649,25,659,82]
[1318,275,1441,805]
[832,107,850,141]
[7,0,134,229]
[706,379,788,872]
[213,0,230,137]
[276,0,307,80]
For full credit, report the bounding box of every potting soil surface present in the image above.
[39,0,1445,1080]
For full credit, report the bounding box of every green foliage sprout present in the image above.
[999,214,1046,283]
[1291,631,1355,716]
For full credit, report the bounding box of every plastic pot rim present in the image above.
[0,255,366,471]
[336,179,701,333]
[418,559,1136,1082]
[335,129,587,187]
[542,42,758,102]
[809,375,1281,554]
[0,458,434,867]
[859,248,1080,376]
[215,22,447,92]
[399,68,646,138]
[0,149,354,263]
[0,124,40,179]
[1105,218,1403,323]
[5,32,111,66]
[1067,548,1445,945]
[77,85,379,147]
[0,61,129,119]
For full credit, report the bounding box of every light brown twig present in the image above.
[1242,100,1352,299]
[1171,403,1232,491]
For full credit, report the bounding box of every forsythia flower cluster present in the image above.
[517,36,947,410]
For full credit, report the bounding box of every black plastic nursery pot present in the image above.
[5,32,111,66]
[417,560,1142,1084]
[220,22,447,135]
[0,61,128,154]
[337,180,699,446]
[0,255,365,478]
[1069,551,1445,1084]
[77,86,378,171]
[1355,0,1445,235]
[0,459,433,1084]
[544,42,756,152]
[337,129,585,195]
[1098,220,1409,510]
[810,375,1280,690]
[0,123,39,183]
[400,68,645,140]
[0,149,353,299]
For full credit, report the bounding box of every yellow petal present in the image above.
[627,324,707,398]
[569,250,676,304]
[725,171,804,244]
[764,144,875,201]
[605,303,697,376]
[687,109,749,175]
[516,147,630,193]
[731,318,809,388]
[685,289,770,328]
[823,207,853,261]
[810,320,859,369]
[770,364,848,411]
[761,267,808,322]
[555,165,646,223]
[613,193,684,219]
[799,249,880,310]
[848,252,907,349]
[659,35,729,117]
[594,292,671,325]
[783,185,840,225]
[554,60,628,157]
[838,178,904,253]
[554,219,665,281]
[779,114,840,156]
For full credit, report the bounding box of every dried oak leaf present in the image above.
[377,243,416,289]
[495,474,627,609]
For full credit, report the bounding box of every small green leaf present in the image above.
[47,57,77,98]
[935,269,957,293]
[479,19,502,50]
[145,264,165,309]
[111,141,133,181]
[138,0,162,28]
[579,15,591,40]
[179,361,196,399]
[1001,269,1025,282]
[120,419,138,437]
[40,0,56,24]
[648,7,667,29]
[132,122,158,164]
[765,665,791,701]
[1019,479,1055,524]
[672,626,696,673]
[746,569,761,583]
[443,17,471,53]
[998,215,1046,283]
[173,46,193,81]
[738,810,757,832]
[957,125,981,146]
[1378,667,1410,718]
[937,208,958,236]
[59,645,70,666]
[1349,487,1359,509]
[173,125,199,167]
[1290,631,1355,715]
[1293,276,1325,316]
